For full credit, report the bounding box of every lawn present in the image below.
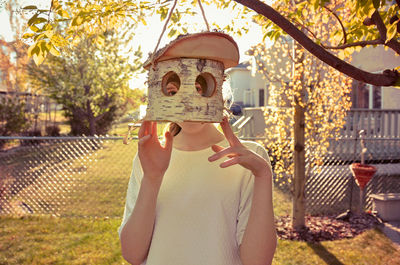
[1,130,400,264]
[1,196,399,264]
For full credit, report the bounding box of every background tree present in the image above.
[21,0,400,87]
[248,1,352,229]
[0,0,31,139]
[236,0,400,87]
[27,26,144,135]
[0,0,30,94]
[0,97,30,148]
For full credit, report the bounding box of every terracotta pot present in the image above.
[350,163,377,189]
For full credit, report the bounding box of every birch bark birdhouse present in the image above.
[143,32,239,123]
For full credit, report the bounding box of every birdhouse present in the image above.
[143,32,239,123]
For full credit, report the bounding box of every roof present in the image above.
[143,31,240,70]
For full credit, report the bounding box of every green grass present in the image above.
[0,216,125,265]
[273,228,400,265]
[273,186,292,217]
[1,213,399,264]
[2,186,399,265]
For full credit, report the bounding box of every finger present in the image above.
[144,121,151,135]
[151,121,158,139]
[138,134,151,146]
[211,144,224,153]
[220,156,240,168]
[138,121,151,138]
[164,131,173,151]
[220,116,241,146]
[211,145,235,158]
[208,146,239,162]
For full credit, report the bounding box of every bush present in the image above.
[20,129,42,146]
[45,125,60,136]
[0,97,30,149]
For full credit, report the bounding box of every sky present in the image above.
[0,0,269,89]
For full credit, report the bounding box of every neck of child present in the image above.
[173,123,225,151]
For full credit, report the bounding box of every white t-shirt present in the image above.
[119,140,271,265]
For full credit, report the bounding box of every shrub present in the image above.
[20,129,42,146]
[45,125,60,136]
[0,97,30,149]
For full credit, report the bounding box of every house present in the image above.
[226,61,267,108]
[228,38,400,161]
[350,45,400,110]
[228,40,400,110]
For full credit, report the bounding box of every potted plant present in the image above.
[349,130,377,212]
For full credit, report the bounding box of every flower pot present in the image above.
[350,163,377,190]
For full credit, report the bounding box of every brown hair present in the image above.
[167,122,181,136]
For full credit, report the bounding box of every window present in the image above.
[259,88,265,107]
[372,85,381,109]
[351,81,381,109]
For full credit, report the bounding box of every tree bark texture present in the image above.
[292,103,306,230]
[146,58,225,123]
[234,0,399,87]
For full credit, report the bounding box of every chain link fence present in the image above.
[305,141,400,215]
[0,136,135,218]
[0,136,399,218]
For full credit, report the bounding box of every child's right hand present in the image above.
[138,121,173,182]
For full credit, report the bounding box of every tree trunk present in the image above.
[292,43,307,230]
[87,99,96,136]
[292,102,306,230]
[84,84,96,136]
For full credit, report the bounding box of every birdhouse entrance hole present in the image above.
[162,71,181,96]
[195,72,216,97]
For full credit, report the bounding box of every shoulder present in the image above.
[241,140,266,153]
[240,140,270,162]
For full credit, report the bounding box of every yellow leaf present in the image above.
[33,53,45,65]
[23,5,38,10]
[96,35,105,46]
[44,30,54,39]
[386,23,397,42]
[30,25,39,32]
[27,44,36,56]
[22,33,34,39]
[49,45,61,56]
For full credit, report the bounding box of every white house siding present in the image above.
[227,66,268,107]
[382,87,400,109]
[228,41,400,110]
[228,68,249,105]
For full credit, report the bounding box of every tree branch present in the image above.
[322,39,383,49]
[371,10,387,41]
[323,6,347,44]
[233,0,399,86]
[386,38,400,54]
[370,10,400,54]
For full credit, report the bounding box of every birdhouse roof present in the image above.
[143,32,240,70]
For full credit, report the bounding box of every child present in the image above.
[118,117,277,265]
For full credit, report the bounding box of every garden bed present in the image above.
[275,212,381,242]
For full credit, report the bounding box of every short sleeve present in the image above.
[118,154,143,237]
[236,142,272,245]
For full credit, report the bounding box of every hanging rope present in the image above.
[150,0,179,69]
[150,0,211,69]
[197,0,210,31]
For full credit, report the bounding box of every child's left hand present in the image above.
[208,117,272,178]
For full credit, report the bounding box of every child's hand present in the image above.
[138,121,173,181]
[208,117,271,178]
